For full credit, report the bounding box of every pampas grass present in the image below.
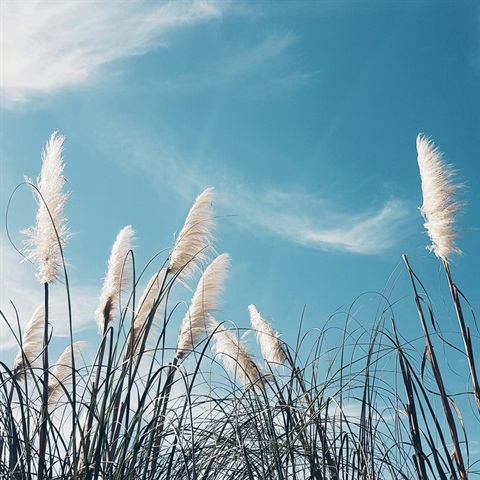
[168,187,215,279]
[210,318,265,391]
[1,132,479,480]
[417,134,480,412]
[175,253,230,360]
[48,341,85,409]
[19,132,72,478]
[13,305,45,374]
[249,304,286,366]
[416,134,462,261]
[21,132,70,284]
[95,225,135,335]
[128,269,166,358]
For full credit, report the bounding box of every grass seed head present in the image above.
[175,253,230,359]
[210,319,265,392]
[249,304,286,366]
[48,341,85,409]
[13,304,45,374]
[416,134,463,261]
[129,269,166,356]
[95,225,135,334]
[22,132,71,283]
[168,187,215,279]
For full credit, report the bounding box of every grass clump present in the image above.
[0,133,478,479]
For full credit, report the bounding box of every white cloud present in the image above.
[271,71,318,89]
[220,32,296,79]
[138,31,313,96]
[0,0,224,107]
[116,134,412,256]
[219,186,410,255]
[298,200,409,254]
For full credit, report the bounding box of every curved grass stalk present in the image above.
[403,254,467,480]
[442,260,480,414]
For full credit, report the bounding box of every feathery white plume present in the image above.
[248,304,286,365]
[175,253,230,359]
[95,226,135,334]
[168,188,215,279]
[210,319,265,391]
[22,132,71,283]
[14,305,45,373]
[416,135,463,261]
[48,341,85,408]
[129,269,166,356]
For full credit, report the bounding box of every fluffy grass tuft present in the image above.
[416,134,463,261]
[21,132,71,284]
[1,133,478,479]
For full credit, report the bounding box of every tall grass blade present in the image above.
[443,260,480,413]
[403,254,467,480]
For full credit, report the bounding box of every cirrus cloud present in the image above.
[0,0,224,107]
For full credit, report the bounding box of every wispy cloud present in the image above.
[220,32,296,79]
[116,135,412,256]
[297,199,410,253]
[271,71,318,89]
[218,31,318,94]
[143,31,314,96]
[219,186,410,255]
[0,0,224,107]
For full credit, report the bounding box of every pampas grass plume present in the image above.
[248,304,286,365]
[175,253,230,359]
[168,188,215,279]
[22,132,71,283]
[416,134,462,261]
[48,341,85,408]
[13,305,45,373]
[95,225,135,334]
[130,269,166,355]
[210,319,264,391]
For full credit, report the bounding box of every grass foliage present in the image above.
[0,136,479,479]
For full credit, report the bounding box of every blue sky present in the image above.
[1,0,479,410]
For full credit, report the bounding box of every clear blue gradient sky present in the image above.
[1,0,479,411]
